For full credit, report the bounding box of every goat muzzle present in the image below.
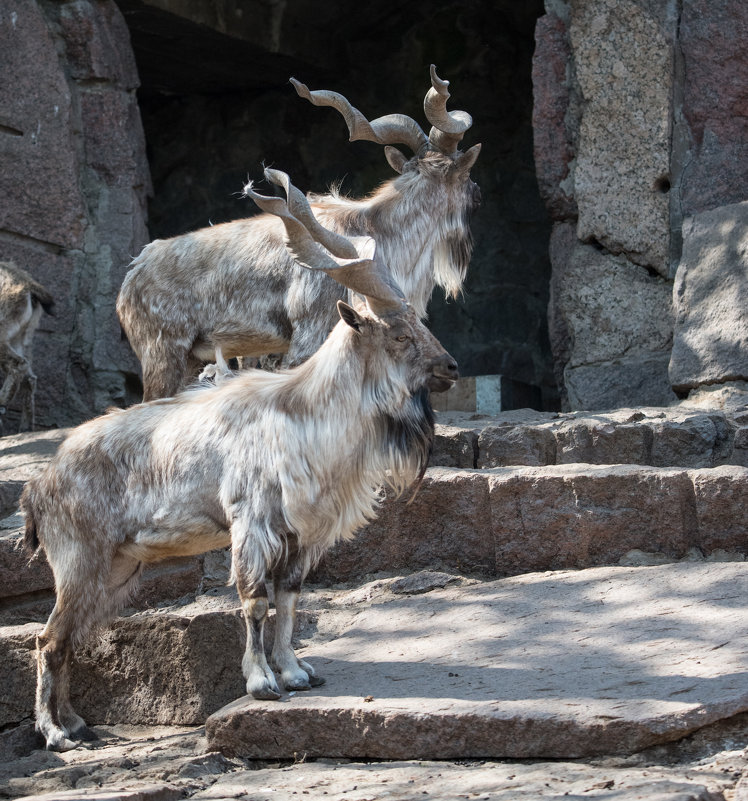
[427,355,459,393]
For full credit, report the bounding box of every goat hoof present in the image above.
[47,736,79,752]
[251,687,282,701]
[70,724,98,742]
[308,674,326,687]
[284,677,312,691]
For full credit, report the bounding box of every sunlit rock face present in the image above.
[534,0,748,410]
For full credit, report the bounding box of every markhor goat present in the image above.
[0,261,53,432]
[117,65,479,400]
[22,169,458,752]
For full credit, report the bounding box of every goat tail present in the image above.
[20,485,40,556]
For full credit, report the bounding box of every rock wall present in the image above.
[534,0,748,410]
[0,0,150,427]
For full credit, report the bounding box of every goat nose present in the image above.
[436,354,459,380]
[443,355,458,375]
[428,354,458,393]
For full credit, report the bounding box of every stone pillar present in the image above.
[669,201,748,394]
[668,0,748,400]
[534,0,678,410]
[0,0,150,427]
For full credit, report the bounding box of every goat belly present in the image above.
[120,520,231,563]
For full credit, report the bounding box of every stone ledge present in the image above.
[0,598,317,729]
[207,562,748,760]
[434,405,747,468]
[314,463,748,581]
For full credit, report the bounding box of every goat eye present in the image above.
[396,335,408,342]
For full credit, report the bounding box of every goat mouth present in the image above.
[427,374,457,393]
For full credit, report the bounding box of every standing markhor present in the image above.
[22,169,458,751]
[117,66,479,400]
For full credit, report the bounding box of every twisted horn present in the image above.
[245,169,406,316]
[423,65,473,154]
[290,78,428,156]
[262,168,358,259]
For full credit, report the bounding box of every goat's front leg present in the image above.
[232,537,281,700]
[17,369,37,432]
[271,545,325,691]
[238,582,281,700]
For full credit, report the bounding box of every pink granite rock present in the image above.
[532,12,576,221]
[679,0,748,215]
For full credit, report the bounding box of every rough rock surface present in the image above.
[669,200,748,393]
[532,10,576,221]
[678,0,748,216]
[569,0,673,275]
[547,230,676,409]
[1,716,746,800]
[0,0,149,426]
[207,562,748,760]
[554,243,673,370]
[533,1,748,410]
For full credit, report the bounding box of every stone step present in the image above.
[2,404,746,530]
[3,563,746,763]
[4,718,747,800]
[2,462,746,610]
[2,419,746,611]
[313,463,748,582]
[0,589,318,730]
[206,562,748,760]
[433,406,748,468]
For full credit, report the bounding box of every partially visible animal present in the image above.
[0,261,53,432]
[117,65,480,400]
[23,168,458,752]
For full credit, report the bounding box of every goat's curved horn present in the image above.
[423,65,473,154]
[246,170,406,315]
[263,168,359,259]
[290,78,428,156]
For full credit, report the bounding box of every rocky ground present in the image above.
[1,714,748,801]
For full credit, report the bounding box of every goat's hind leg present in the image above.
[52,553,142,745]
[35,550,138,750]
[57,649,96,743]
[271,546,324,691]
[35,604,85,751]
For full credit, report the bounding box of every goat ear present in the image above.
[384,145,408,174]
[455,142,481,173]
[337,300,363,332]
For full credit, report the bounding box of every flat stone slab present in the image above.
[207,562,748,760]
[4,719,747,801]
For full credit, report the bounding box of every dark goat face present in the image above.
[338,302,458,395]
